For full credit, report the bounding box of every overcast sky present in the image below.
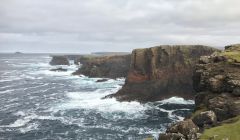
[0,0,240,53]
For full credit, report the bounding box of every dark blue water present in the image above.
[0,54,194,140]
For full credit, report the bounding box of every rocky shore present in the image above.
[108,45,217,102]
[159,44,240,140]
[48,44,240,139]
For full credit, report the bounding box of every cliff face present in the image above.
[49,56,70,65]
[111,45,217,102]
[159,44,240,140]
[73,55,131,79]
[193,44,240,121]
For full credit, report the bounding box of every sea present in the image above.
[0,53,194,140]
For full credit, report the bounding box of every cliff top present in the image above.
[133,45,217,51]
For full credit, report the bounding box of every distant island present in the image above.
[14,52,23,54]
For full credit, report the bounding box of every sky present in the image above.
[0,0,240,53]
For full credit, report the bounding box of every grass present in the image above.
[200,115,240,140]
[220,51,240,63]
[190,106,208,119]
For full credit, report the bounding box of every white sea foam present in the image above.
[58,91,147,115]
[0,89,15,94]
[19,123,39,133]
[159,97,194,104]
[4,115,36,128]
[14,111,26,116]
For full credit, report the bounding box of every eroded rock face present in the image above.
[49,56,70,65]
[193,44,240,94]
[160,44,240,140]
[111,45,217,102]
[73,55,131,79]
[192,44,240,121]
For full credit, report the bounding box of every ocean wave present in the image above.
[0,89,15,94]
[19,122,39,133]
[158,97,194,105]
[52,87,149,120]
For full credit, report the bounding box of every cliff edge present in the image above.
[159,44,240,140]
[110,45,217,102]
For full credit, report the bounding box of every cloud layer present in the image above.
[1,0,240,53]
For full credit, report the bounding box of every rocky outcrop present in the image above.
[192,111,217,127]
[193,44,240,121]
[49,56,70,65]
[110,45,217,102]
[159,119,200,140]
[159,44,240,139]
[73,55,131,78]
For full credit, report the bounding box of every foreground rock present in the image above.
[192,111,217,127]
[73,55,131,79]
[49,56,70,65]
[110,45,217,102]
[160,44,240,139]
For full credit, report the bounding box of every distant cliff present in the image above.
[159,44,240,140]
[109,45,217,102]
[49,56,70,65]
[73,55,131,78]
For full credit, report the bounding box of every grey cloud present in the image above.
[0,0,240,53]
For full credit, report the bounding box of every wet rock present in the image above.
[50,56,70,65]
[192,111,217,127]
[96,79,108,82]
[50,68,67,72]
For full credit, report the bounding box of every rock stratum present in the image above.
[109,45,217,102]
[159,44,240,140]
[73,55,131,79]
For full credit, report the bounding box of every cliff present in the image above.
[159,44,240,140]
[73,55,131,78]
[49,56,70,65]
[110,45,217,102]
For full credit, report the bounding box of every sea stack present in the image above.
[49,56,70,65]
[110,45,217,102]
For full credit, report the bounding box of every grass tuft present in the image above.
[200,115,240,140]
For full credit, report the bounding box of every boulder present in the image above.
[206,93,240,121]
[96,79,109,82]
[192,111,217,127]
[159,133,185,140]
[166,119,199,139]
